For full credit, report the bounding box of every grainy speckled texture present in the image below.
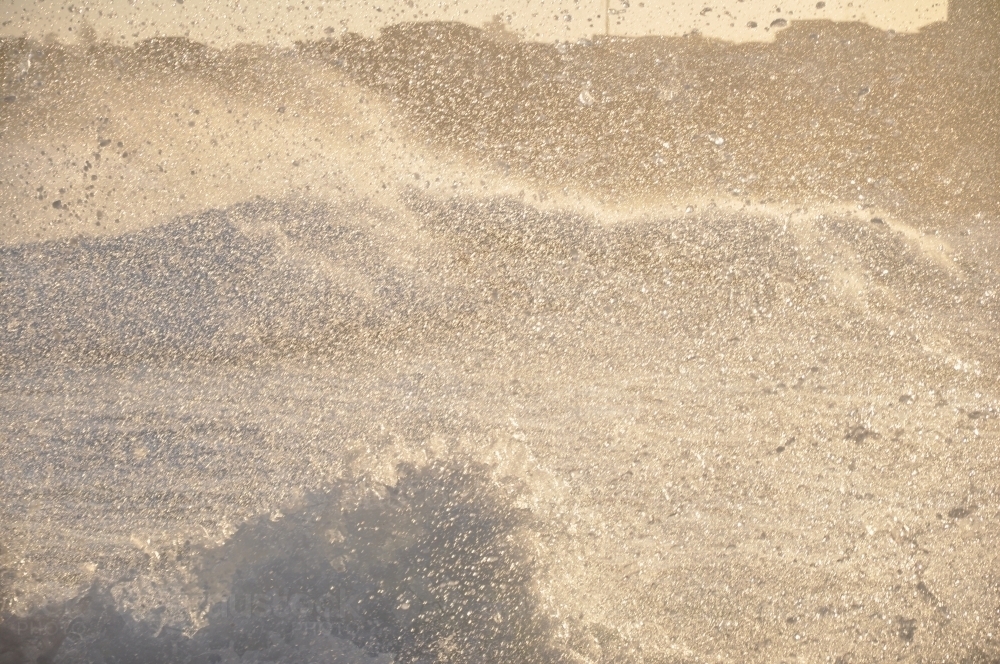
[1,4,998,662]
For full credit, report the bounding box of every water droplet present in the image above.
[771,18,788,28]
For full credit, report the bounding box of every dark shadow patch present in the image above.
[896,616,917,642]
[844,425,879,444]
[947,504,978,520]
[916,580,949,615]
[0,554,27,664]
[0,462,563,663]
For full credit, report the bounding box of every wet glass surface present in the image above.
[1,1,999,661]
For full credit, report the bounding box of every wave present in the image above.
[2,12,998,247]
[2,190,994,370]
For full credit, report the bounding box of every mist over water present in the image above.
[2,3,999,662]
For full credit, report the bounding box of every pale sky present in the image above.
[0,0,948,46]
